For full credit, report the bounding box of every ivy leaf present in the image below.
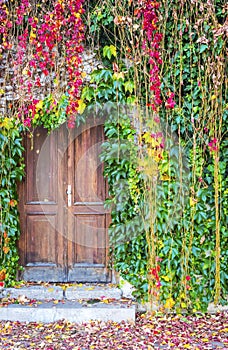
[200,44,208,53]
[124,81,134,94]
[109,45,117,57]
[81,87,95,102]
[103,45,117,59]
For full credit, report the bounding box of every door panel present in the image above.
[67,125,109,282]
[73,215,106,263]
[18,126,66,282]
[18,123,110,283]
[26,128,58,203]
[26,214,57,264]
[73,127,106,203]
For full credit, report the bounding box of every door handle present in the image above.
[66,185,72,207]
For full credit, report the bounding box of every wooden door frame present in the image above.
[18,115,112,283]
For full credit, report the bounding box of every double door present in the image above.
[18,122,110,282]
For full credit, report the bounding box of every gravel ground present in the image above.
[0,312,227,349]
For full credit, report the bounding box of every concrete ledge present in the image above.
[0,301,135,323]
[1,285,122,301]
[1,286,63,300]
[65,285,122,300]
[207,303,228,313]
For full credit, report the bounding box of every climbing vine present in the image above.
[0,118,24,286]
[0,0,85,285]
[0,0,227,313]
[83,0,227,311]
[0,0,85,129]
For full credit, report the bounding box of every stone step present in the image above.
[1,284,122,301]
[0,299,136,323]
[0,284,135,323]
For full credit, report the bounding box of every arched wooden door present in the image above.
[18,122,111,282]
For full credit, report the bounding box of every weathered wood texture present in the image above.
[18,123,110,282]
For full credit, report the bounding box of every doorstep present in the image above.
[0,284,122,301]
[0,284,136,323]
[0,300,135,323]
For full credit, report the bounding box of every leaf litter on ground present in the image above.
[0,312,227,349]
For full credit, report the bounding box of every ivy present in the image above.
[101,113,147,300]
[0,118,25,286]
[31,94,74,132]
[0,0,227,313]
[83,0,227,311]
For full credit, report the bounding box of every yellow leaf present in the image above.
[158,240,164,249]
[190,197,197,206]
[30,30,36,39]
[81,72,87,78]
[36,100,43,110]
[162,275,170,282]
[1,117,13,130]
[55,324,63,329]
[102,299,109,304]
[202,338,209,342]
[113,72,124,80]
[164,297,175,309]
[150,139,159,148]
[45,335,52,340]
[77,99,86,114]
[48,288,54,292]
[160,174,171,181]
[181,302,187,308]
[183,344,191,349]
[0,89,4,94]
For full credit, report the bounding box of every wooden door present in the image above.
[18,123,110,283]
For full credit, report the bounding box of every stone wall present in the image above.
[0,48,101,118]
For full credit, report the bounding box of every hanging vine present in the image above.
[0,0,227,313]
[0,0,85,129]
[0,0,86,285]
[83,0,227,311]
